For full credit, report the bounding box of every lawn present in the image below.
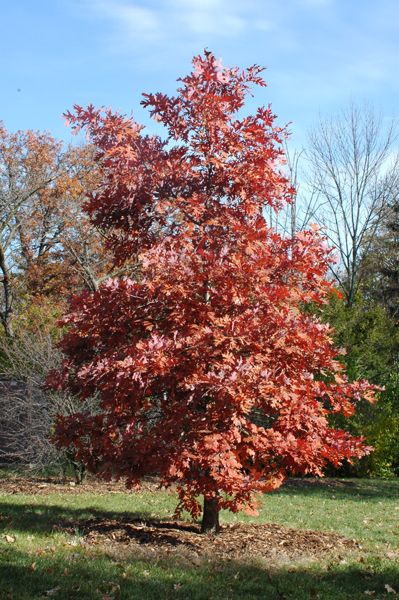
[0,476,398,599]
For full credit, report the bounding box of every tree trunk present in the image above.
[2,315,14,339]
[201,496,220,534]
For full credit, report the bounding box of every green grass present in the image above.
[1,478,399,599]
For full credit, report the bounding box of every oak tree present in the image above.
[52,52,375,533]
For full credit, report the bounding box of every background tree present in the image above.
[51,52,376,534]
[360,199,399,319]
[317,292,399,477]
[305,104,399,305]
[0,124,120,473]
[321,293,399,385]
[0,123,116,336]
[0,322,95,481]
[272,143,320,239]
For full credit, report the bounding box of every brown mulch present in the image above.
[0,476,161,495]
[0,474,364,496]
[57,517,359,563]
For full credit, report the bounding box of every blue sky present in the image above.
[2,0,399,148]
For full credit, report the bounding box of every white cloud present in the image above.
[170,0,225,10]
[84,0,263,43]
[255,19,275,32]
[85,0,162,42]
[297,0,333,6]
[169,0,248,35]
[116,4,159,32]
[181,9,246,36]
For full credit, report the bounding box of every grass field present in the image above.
[0,476,398,599]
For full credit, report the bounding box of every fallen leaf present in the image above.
[44,587,60,596]
[30,562,37,571]
[386,552,399,560]
[4,535,15,543]
[385,584,397,594]
[364,591,375,596]
[173,583,182,590]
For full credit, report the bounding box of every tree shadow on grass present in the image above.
[1,546,399,600]
[277,478,399,501]
[0,501,159,535]
[0,501,202,553]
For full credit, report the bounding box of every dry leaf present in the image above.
[44,587,60,597]
[385,584,397,594]
[364,591,375,596]
[173,583,182,590]
[4,535,15,543]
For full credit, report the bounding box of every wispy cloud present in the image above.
[170,0,248,35]
[77,0,399,143]
[83,0,276,45]
[297,0,333,7]
[85,0,162,42]
[2,0,398,147]
[181,10,246,36]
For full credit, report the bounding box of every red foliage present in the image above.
[52,51,376,518]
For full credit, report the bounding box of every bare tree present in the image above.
[267,143,320,239]
[0,329,94,481]
[282,143,321,237]
[305,104,399,304]
[360,199,399,318]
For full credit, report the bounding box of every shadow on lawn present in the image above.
[277,478,399,501]
[0,501,160,535]
[1,498,399,599]
[1,546,399,600]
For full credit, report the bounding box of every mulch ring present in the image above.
[58,517,360,562]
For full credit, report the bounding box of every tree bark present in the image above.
[201,496,220,534]
[0,242,14,338]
